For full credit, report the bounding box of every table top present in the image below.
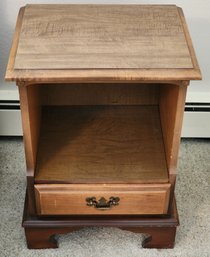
[5,4,201,82]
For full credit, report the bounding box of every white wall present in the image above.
[0,0,209,101]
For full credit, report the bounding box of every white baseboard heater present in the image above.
[182,103,210,138]
[0,100,22,136]
[0,101,209,138]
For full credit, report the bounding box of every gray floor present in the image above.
[0,138,209,257]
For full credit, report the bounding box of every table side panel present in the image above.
[159,84,187,174]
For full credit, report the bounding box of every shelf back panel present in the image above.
[41,83,159,106]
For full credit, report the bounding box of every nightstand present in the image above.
[5,4,201,249]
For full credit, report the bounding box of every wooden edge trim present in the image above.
[177,7,202,80]
[170,84,188,175]
[5,69,202,82]
[163,185,171,214]
[21,80,187,87]
[34,183,171,191]
[173,197,180,225]
[34,186,41,215]
[5,6,25,81]
[18,85,35,171]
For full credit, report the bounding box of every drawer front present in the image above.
[35,184,170,215]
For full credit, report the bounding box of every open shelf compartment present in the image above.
[35,105,168,184]
[23,82,186,185]
[18,81,187,216]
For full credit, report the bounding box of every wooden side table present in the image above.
[5,4,201,249]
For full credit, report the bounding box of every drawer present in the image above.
[35,184,171,215]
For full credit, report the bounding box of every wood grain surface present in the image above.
[35,106,168,183]
[5,5,202,82]
[159,83,187,174]
[41,83,159,106]
[23,196,178,249]
[35,184,170,215]
[18,84,41,173]
[14,4,192,70]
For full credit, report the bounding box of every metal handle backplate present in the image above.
[86,196,120,210]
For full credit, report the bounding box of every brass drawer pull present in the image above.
[86,196,120,210]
